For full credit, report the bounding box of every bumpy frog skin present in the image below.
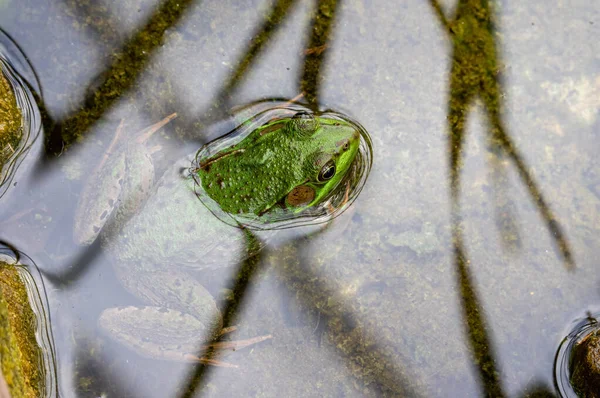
[197,111,360,216]
[85,107,365,361]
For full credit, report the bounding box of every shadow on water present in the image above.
[28,0,415,395]
[39,0,343,296]
[180,1,385,395]
[214,0,340,109]
[429,0,573,270]
[178,229,265,398]
[299,0,341,107]
[40,236,103,287]
[277,228,423,396]
[451,232,506,397]
[5,0,579,396]
[35,0,337,289]
[214,0,300,107]
[37,0,199,160]
[181,228,423,397]
[58,0,223,142]
[429,0,572,396]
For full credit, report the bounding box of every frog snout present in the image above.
[342,130,360,149]
[336,128,359,148]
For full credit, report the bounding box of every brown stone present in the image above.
[570,328,600,397]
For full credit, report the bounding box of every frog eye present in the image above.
[292,111,318,134]
[318,160,336,182]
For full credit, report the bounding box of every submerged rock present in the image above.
[0,261,44,398]
[0,70,22,173]
[570,328,600,397]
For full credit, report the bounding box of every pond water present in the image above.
[0,0,599,397]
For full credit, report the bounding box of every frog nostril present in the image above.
[292,111,312,120]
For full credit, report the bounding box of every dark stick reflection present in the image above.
[41,0,198,158]
[39,235,102,287]
[215,0,342,109]
[10,0,425,395]
[281,232,423,396]
[452,228,506,397]
[431,0,573,270]
[37,0,202,284]
[214,0,299,107]
[179,228,264,398]
[517,382,557,398]
[300,0,342,107]
[38,0,305,289]
[429,0,573,396]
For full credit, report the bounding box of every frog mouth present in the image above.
[195,148,246,173]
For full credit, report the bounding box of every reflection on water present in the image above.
[40,0,199,155]
[0,0,598,396]
[430,0,573,396]
[66,101,369,380]
[72,113,177,247]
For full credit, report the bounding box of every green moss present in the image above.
[0,261,43,398]
[0,71,22,174]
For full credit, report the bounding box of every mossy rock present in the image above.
[570,328,600,398]
[0,261,44,398]
[0,69,23,175]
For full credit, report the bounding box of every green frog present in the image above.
[76,103,368,362]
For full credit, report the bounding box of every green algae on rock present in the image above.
[0,261,43,398]
[0,70,22,176]
[0,257,57,398]
[0,29,42,199]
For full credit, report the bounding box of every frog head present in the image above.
[196,110,361,218]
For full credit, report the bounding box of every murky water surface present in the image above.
[0,0,599,397]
